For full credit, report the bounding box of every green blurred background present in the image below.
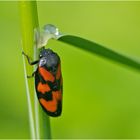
[0,1,140,139]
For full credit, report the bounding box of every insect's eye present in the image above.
[39,58,47,67]
[41,59,46,63]
[42,59,46,63]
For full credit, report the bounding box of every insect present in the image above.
[23,47,63,117]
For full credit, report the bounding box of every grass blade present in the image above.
[19,1,51,139]
[59,35,140,71]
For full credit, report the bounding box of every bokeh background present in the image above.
[0,1,140,139]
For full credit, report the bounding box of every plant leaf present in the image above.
[58,35,140,71]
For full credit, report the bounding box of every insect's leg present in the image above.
[27,70,37,78]
[22,51,39,65]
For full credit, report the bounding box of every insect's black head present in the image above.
[39,47,53,58]
[39,48,60,74]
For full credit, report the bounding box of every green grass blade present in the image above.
[19,1,51,139]
[19,1,38,138]
[59,35,140,71]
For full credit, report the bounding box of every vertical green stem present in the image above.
[19,1,51,139]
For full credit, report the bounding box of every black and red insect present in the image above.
[23,47,63,117]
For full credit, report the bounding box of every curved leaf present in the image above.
[58,35,140,71]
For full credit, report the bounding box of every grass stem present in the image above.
[19,1,51,139]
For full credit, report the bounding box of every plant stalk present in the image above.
[19,1,51,139]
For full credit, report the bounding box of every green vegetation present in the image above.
[19,1,51,139]
[59,35,140,71]
[0,1,140,139]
